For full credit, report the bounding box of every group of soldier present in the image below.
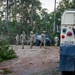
[15,30,59,49]
[15,31,47,49]
[15,31,35,49]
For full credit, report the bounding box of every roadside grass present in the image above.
[0,39,17,62]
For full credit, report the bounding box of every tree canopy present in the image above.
[0,0,75,40]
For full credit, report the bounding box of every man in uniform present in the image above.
[29,31,36,49]
[15,34,19,45]
[54,35,59,46]
[40,31,46,48]
[20,31,26,49]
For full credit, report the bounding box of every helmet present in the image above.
[30,31,33,34]
[43,31,46,33]
[23,31,25,34]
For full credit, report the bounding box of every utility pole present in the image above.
[6,0,9,35]
[53,0,56,34]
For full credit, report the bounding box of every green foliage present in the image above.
[3,69,12,74]
[0,57,3,62]
[1,0,75,44]
[0,39,17,62]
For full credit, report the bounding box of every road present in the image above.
[0,45,61,75]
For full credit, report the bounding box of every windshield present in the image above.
[37,35,41,39]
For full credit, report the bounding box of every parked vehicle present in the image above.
[60,10,75,75]
[35,35,52,46]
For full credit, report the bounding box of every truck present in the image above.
[60,10,75,75]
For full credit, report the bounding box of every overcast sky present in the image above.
[40,0,61,13]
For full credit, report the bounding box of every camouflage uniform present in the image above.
[15,34,19,45]
[20,31,26,49]
[54,36,59,46]
[40,31,46,48]
[29,31,36,49]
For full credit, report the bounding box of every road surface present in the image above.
[0,45,61,75]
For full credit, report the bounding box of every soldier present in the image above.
[54,35,59,46]
[29,31,36,49]
[40,31,46,48]
[15,34,19,45]
[20,31,26,49]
